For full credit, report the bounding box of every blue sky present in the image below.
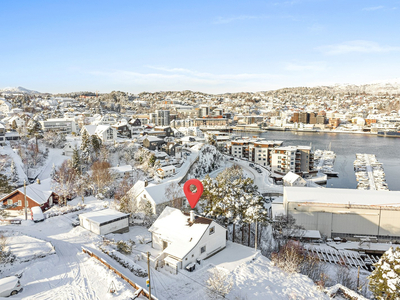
[0,0,399,93]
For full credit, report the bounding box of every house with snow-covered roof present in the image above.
[149,206,226,274]
[128,180,185,214]
[0,178,58,211]
[81,124,117,144]
[156,166,175,179]
[282,171,306,187]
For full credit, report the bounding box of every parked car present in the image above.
[256,168,262,173]
[229,158,234,160]
[31,207,45,222]
[0,276,23,297]
[72,216,80,227]
[249,163,254,167]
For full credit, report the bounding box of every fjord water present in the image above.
[240,131,400,191]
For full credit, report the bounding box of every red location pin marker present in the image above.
[183,179,204,209]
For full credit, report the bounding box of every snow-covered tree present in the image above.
[9,161,19,188]
[206,268,233,299]
[368,246,400,300]
[52,160,77,206]
[80,130,91,165]
[201,166,269,226]
[71,147,81,174]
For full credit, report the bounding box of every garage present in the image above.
[79,209,129,235]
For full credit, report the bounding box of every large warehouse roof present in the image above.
[284,187,400,206]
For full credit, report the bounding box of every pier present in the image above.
[353,154,389,191]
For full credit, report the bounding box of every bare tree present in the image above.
[164,181,183,209]
[272,213,305,250]
[90,161,113,196]
[206,268,233,299]
[53,160,77,206]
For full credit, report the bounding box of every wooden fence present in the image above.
[82,247,157,300]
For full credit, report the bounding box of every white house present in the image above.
[282,172,306,187]
[149,206,226,274]
[156,166,176,179]
[0,98,12,115]
[128,180,185,214]
[63,140,81,156]
[95,125,117,143]
[81,124,117,143]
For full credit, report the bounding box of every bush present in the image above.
[117,240,132,255]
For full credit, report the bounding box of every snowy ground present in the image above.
[0,195,329,300]
[3,232,55,262]
[37,148,69,180]
[107,232,329,300]
[0,197,137,300]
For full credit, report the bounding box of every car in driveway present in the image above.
[0,276,23,297]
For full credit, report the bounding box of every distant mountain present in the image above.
[331,78,400,94]
[0,86,41,94]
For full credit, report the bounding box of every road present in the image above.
[2,213,108,300]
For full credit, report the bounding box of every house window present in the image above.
[18,200,22,206]
[201,246,206,254]
[209,226,215,235]
[7,199,12,205]
[107,128,113,140]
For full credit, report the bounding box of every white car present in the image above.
[31,207,45,222]
[0,276,23,297]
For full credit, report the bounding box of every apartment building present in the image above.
[271,146,314,175]
[40,118,77,134]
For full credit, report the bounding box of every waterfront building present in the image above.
[283,187,400,241]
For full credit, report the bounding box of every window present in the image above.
[7,199,12,205]
[201,246,206,254]
[18,200,22,206]
[209,226,215,235]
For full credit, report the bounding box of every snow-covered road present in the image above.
[1,200,136,300]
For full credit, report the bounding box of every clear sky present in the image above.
[1,0,399,94]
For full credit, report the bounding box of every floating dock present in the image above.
[353,154,389,191]
[314,150,339,177]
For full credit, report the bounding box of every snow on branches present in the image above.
[201,165,269,226]
[192,145,223,178]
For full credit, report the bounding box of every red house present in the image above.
[0,178,59,211]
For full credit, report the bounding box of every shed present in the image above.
[79,209,129,235]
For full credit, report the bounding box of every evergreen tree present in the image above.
[91,135,102,154]
[80,130,91,164]
[71,147,81,174]
[50,163,56,180]
[148,154,156,167]
[368,246,400,300]
[9,161,19,188]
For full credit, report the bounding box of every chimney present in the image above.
[37,178,40,185]
[190,210,195,223]
[144,180,148,187]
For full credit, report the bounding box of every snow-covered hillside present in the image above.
[0,86,41,94]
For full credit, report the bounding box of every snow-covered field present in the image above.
[0,195,330,300]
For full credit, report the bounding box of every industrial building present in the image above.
[283,187,400,241]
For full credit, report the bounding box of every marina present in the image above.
[353,154,389,191]
[314,149,339,177]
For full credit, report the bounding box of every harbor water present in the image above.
[238,131,400,191]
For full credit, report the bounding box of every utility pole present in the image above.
[147,252,152,300]
[255,220,258,251]
[24,180,27,220]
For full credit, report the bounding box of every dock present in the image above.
[353,154,389,191]
[314,150,338,177]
